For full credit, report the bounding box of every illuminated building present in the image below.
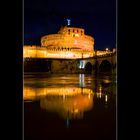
[23,26,95,59]
[23,22,116,73]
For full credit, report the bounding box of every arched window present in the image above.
[68,29,70,35]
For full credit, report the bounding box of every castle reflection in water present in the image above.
[24,86,94,119]
[24,73,115,120]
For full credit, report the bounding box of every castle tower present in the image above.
[41,26,94,59]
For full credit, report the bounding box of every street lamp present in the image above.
[105,48,109,51]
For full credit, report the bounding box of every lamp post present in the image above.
[105,48,109,51]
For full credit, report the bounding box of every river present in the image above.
[24,73,116,140]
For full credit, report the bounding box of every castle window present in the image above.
[68,29,70,34]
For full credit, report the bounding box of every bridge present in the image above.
[77,51,116,73]
[24,47,116,74]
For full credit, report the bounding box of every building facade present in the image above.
[23,26,95,59]
[23,25,116,73]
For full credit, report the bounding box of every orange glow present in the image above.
[24,86,94,119]
[23,26,95,59]
[40,94,94,119]
[24,86,94,101]
[96,92,102,98]
[23,27,114,59]
[96,50,112,56]
[96,86,102,98]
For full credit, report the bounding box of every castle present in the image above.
[24,25,95,59]
[24,21,116,73]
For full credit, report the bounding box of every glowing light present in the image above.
[96,50,112,56]
[74,109,78,113]
[96,85,102,98]
[24,85,94,119]
[106,48,109,51]
[99,92,101,98]
[75,34,79,37]
[24,87,94,100]
[39,94,93,119]
[88,93,90,99]
[105,95,108,102]
[96,92,102,98]
[63,94,65,100]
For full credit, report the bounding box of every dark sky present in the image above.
[24,0,116,50]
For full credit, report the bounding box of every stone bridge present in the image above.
[24,51,116,74]
[78,52,116,73]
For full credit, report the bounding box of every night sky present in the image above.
[24,0,116,50]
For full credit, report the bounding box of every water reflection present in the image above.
[24,73,116,120]
[79,74,85,87]
[24,86,94,119]
[24,87,93,101]
[40,93,93,119]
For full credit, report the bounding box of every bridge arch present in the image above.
[93,60,99,70]
[99,60,112,72]
[85,62,92,73]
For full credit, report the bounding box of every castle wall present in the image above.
[51,59,78,74]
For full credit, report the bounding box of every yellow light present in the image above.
[23,87,94,100]
[63,94,65,100]
[74,109,78,113]
[99,92,101,98]
[88,93,90,99]
[75,34,79,37]
[106,48,109,51]
[96,92,102,98]
[105,95,108,102]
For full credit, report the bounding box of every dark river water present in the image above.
[24,73,116,140]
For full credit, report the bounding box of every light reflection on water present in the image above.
[24,73,116,120]
[24,73,116,139]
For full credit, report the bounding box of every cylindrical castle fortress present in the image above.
[23,26,95,59]
[41,26,94,59]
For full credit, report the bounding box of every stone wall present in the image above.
[51,60,78,74]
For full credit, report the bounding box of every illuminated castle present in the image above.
[24,21,95,59]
